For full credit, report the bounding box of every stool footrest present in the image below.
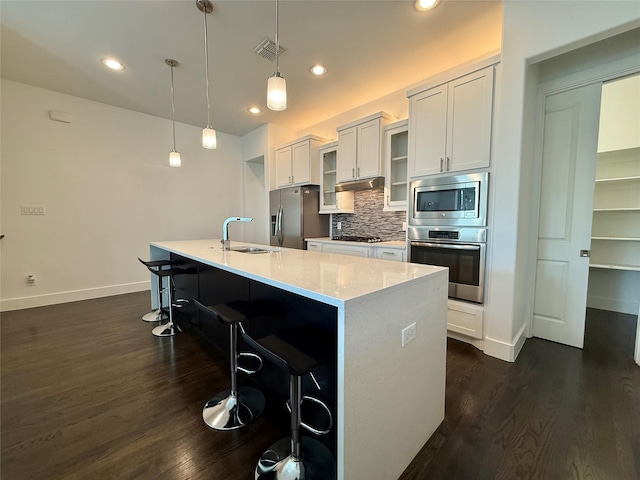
[286,395,333,436]
[237,351,263,375]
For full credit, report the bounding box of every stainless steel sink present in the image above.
[229,246,270,254]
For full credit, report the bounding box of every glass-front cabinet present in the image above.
[319,141,354,213]
[384,119,409,211]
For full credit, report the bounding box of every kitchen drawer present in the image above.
[322,243,371,258]
[447,299,483,339]
[306,241,323,252]
[375,248,405,262]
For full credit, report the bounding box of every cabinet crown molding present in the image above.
[406,52,501,98]
[336,111,397,132]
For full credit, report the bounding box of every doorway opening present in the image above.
[586,73,640,360]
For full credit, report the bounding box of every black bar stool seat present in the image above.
[193,299,267,431]
[242,327,336,480]
[138,258,173,322]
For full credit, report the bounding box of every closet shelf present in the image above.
[589,263,640,272]
[593,207,640,212]
[591,236,640,242]
[595,175,640,183]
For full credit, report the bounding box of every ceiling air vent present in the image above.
[253,37,286,62]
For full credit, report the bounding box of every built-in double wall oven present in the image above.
[408,172,488,304]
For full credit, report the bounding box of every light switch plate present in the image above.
[402,322,417,346]
[21,205,46,215]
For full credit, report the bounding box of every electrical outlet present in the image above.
[402,221,407,231]
[27,275,37,286]
[402,322,417,346]
[21,205,46,215]
[337,221,342,230]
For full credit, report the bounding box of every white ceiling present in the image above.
[1,0,502,137]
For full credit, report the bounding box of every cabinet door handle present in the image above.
[446,157,450,171]
[352,168,355,178]
[357,167,360,177]
[440,158,444,172]
[291,175,294,184]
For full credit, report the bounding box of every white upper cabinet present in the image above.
[383,119,409,211]
[275,135,327,188]
[319,141,354,214]
[337,112,395,183]
[408,65,495,177]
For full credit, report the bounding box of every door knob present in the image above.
[580,250,590,257]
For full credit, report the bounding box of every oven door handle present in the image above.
[411,241,481,251]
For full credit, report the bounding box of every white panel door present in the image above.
[533,84,602,348]
[447,66,494,172]
[291,140,310,185]
[408,85,447,177]
[357,118,381,178]
[338,126,357,182]
[275,147,292,188]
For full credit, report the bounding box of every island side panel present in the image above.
[340,270,448,480]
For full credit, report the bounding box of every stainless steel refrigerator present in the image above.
[270,186,329,249]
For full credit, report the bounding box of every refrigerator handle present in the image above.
[277,205,284,246]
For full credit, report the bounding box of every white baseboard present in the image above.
[0,281,151,312]
[483,323,528,362]
[587,295,639,316]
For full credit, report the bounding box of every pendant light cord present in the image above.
[203,7,211,127]
[170,63,177,150]
[275,0,279,74]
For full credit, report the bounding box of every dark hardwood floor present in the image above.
[2,292,638,479]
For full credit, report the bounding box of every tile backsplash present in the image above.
[332,188,406,241]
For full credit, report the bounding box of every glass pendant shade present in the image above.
[267,73,287,111]
[169,150,181,167]
[202,126,217,149]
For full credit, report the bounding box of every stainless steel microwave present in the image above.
[409,172,488,227]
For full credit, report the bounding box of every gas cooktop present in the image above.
[331,236,382,243]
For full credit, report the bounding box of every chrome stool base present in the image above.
[151,321,188,337]
[255,437,335,480]
[203,386,265,431]
[142,308,168,322]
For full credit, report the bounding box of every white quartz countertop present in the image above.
[151,239,444,307]
[306,237,406,249]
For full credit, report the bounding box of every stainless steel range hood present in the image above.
[335,176,384,192]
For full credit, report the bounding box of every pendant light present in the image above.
[197,0,217,149]
[166,59,181,168]
[267,0,286,111]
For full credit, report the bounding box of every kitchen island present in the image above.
[149,239,448,480]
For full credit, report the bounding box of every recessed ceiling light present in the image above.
[248,106,262,114]
[101,57,125,71]
[415,0,441,12]
[310,65,327,76]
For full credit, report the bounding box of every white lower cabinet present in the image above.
[447,299,484,339]
[305,239,406,261]
[375,248,405,262]
[306,241,323,252]
[322,243,372,258]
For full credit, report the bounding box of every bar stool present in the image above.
[241,327,335,480]
[140,264,192,337]
[193,299,266,430]
[138,258,172,322]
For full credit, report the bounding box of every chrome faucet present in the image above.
[221,217,253,250]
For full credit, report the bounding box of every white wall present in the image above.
[598,73,640,152]
[485,2,640,360]
[0,80,244,311]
